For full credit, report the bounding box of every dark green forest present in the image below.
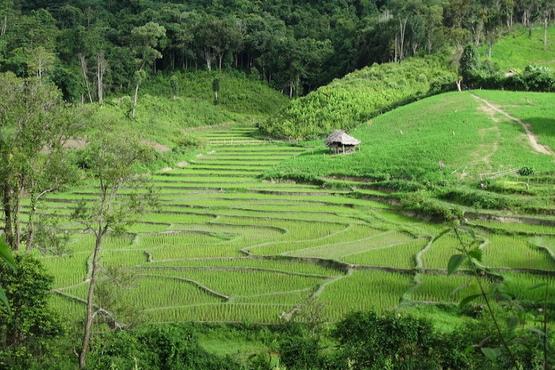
[1,0,554,100]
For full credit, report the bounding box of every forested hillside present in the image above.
[2,0,555,101]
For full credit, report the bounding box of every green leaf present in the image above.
[481,347,500,362]
[0,238,15,269]
[468,247,483,262]
[0,288,10,314]
[459,293,482,308]
[448,254,466,275]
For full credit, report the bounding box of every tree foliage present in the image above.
[0,254,63,368]
[1,0,552,100]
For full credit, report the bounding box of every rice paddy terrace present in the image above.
[36,126,555,326]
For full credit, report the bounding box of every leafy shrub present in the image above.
[517,167,534,176]
[460,44,481,82]
[401,192,463,221]
[0,255,63,368]
[88,325,239,370]
[521,65,555,91]
[279,335,322,370]
[174,133,206,153]
[260,56,456,139]
[439,188,516,210]
[332,311,443,370]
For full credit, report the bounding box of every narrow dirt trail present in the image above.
[472,94,554,156]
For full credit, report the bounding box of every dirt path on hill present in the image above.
[472,94,553,156]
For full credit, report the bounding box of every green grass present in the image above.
[485,26,555,71]
[266,91,555,185]
[472,90,555,151]
[81,72,288,170]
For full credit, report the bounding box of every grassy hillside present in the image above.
[267,91,554,181]
[260,56,456,140]
[265,90,555,215]
[485,25,555,71]
[90,71,288,151]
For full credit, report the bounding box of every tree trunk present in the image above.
[79,54,93,104]
[218,54,223,70]
[456,79,462,92]
[2,182,14,249]
[1,15,7,36]
[488,41,493,58]
[289,82,293,98]
[544,17,549,51]
[205,51,212,71]
[96,52,107,104]
[11,187,20,251]
[394,34,399,63]
[399,18,408,61]
[26,193,37,250]
[37,59,43,80]
[131,82,140,119]
[79,231,103,369]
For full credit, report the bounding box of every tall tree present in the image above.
[0,73,80,250]
[130,22,165,118]
[540,0,555,49]
[74,132,156,369]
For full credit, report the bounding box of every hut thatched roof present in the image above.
[326,130,360,146]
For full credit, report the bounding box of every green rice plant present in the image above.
[290,230,414,260]
[501,273,555,303]
[410,274,492,304]
[342,238,428,268]
[250,224,364,256]
[145,303,292,324]
[41,255,88,288]
[139,269,325,297]
[49,294,85,325]
[233,289,312,304]
[482,234,555,270]
[144,257,340,277]
[318,270,412,321]
[36,124,555,327]
[421,231,474,270]
[471,220,555,236]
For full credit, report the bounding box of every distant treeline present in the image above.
[0,0,554,100]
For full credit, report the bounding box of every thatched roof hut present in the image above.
[326,130,360,154]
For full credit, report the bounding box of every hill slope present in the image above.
[91,71,288,151]
[266,90,555,216]
[485,25,555,71]
[260,56,455,140]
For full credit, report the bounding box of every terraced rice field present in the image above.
[34,127,555,324]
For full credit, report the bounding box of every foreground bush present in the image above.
[280,311,552,370]
[0,255,63,369]
[260,56,456,139]
[87,325,239,370]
